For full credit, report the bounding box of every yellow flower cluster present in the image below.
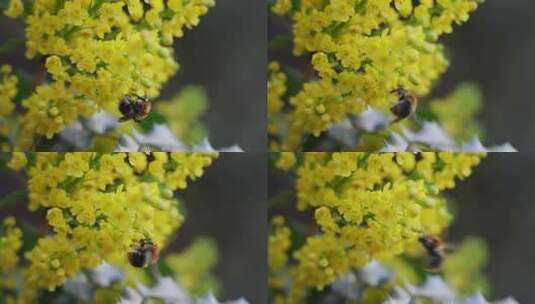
[9,0,214,149]
[0,217,23,283]
[7,152,216,292]
[270,152,484,303]
[268,62,287,139]
[16,81,97,149]
[268,216,292,304]
[0,217,37,303]
[275,152,297,170]
[269,218,291,271]
[269,0,482,150]
[3,0,23,18]
[7,151,28,170]
[0,65,18,141]
[271,0,291,16]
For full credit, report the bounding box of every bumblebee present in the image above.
[127,239,160,268]
[390,88,418,123]
[119,95,152,122]
[418,234,445,270]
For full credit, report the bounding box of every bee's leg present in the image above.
[390,88,405,99]
[427,252,443,269]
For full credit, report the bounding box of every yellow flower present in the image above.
[46,208,71,234]
[128,153,148,173]
[45,56,69,82]
[0,217,22,273]
[7,152,27,170]
[276,152,296,170]
[4,0,23,18]
[394,0,413,17]
[268,216,291,271]
[271,0,292,16]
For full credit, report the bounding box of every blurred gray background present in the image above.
[176,153,266,303]
[169,1,266,151]
[0,153,267,303]
[448,153,535,303]
[0,0,266,151]
[425,0,535,150]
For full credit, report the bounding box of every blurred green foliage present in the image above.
[444,237,489,296]
[430,83,484,143]
[163,238,220,297]
[156,85,209,146]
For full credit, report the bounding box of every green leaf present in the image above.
[158,259,175,277]
[53,0,66,14]
[14,69,35,103]
[269,35,292,51]
[90,135,119,153]
[269,190,296,209]
[137,111,167,132]
[0,0,8,11]
[0,190,26,208]
[23,0,34,16]
[354,0,368,15]
[160,7,175,20]
[324,21,348,37]
[429,3,446,17]
[0,153,11,169]
[0,39,24,54]
[20,219,39,252]
[59,176,84,193]
[290,0,301,13]
[356,132,388,151]
[88,0,105,17]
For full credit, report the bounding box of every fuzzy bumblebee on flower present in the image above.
[268,0,514,152]
[0,152,247,303]
[0,0,242,151]
[268,152,518,303]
